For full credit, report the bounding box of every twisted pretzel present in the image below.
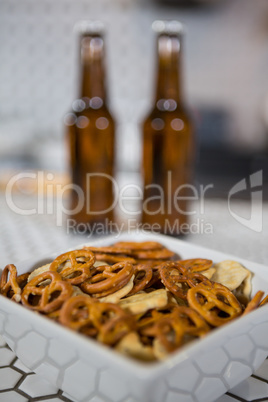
[85,246,131,255]
[130,249,175,260]
[128,264,153,296]
[85,243,175,261]
[60,296,134,344]
[21,271,73,313]
[84,245,137,264]
[171,305,210,336]
[146,268,162,288]
[187,283,242,326]
[137,303,181,332]
[59,295,98,336]
[49,249,95,285]
[148,316,183,352]
[90,302,136,345]
[179,259,213,273]
[0,264,25,302]
[113,241,164,250]
[94,254,136,264]
[142,306,209,353]
[159,261,211,300]
[81,261,135,297]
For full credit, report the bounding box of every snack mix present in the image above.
[0,241,267,362]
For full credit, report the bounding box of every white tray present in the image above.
[1,231,268,402]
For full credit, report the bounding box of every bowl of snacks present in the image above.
[0,232,268,402]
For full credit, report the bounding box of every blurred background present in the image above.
[1,0,268,197]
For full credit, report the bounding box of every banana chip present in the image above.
[211,260,252,299]
[28,263,51,282]
[199,267,216,280]
[119,289,168,315]
[116,332,155,361]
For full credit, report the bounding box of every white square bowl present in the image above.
[1,231,268,402]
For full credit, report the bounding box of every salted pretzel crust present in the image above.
[21,271,73,313]
[49,249,95,285]
[187,283,242,326]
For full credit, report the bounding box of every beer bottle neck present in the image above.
[154,34,182,107]
[80,35,106,102]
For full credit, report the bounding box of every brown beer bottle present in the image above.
[142,21,194,235]
[65,21,115,230]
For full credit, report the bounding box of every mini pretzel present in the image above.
[142,307,207,353]
[179,259,213,273]
[81,261,135,297]
[159,262,211,300]
[85,246,132,255]
[137,303,181,332]
[187,283,242,326]
[136,260,168,268]
[85,243,175,261]
[171,305,210,336]
[151,316,183,352]
[0,264,23,302]
[146,268,162,288]
[128,264,153,296]
[6,273,30,301]
[21,271,73,313]
[17,273,30,288]
[93,254,136,264]
[243,291,264,315]
[130,249,175,260]
[113,241,164,250]
[90,302,136,345]
[59,295,97,336]
[49,249,95,285]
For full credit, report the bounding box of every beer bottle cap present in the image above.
[152,20,184,35]
[74,20,105,35]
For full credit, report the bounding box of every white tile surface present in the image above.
[40,399,63,402]
[254,359,268,381]
[229,377,268,401]
[89,397,107,402]
[34,362,60,385]
[0,367,22,390]
[62,392,78,401]
[0,391,28,402]
[18,373,58,397]
[16,332,47,368]
[194,377,227,402]
[13,359,32,374]
[0,348,16,367]
[214,395,238,402]
[166,392,194,402]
